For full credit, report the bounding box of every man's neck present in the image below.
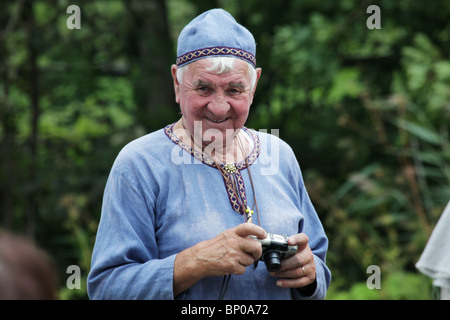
[173,118,250,164]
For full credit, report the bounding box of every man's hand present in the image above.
[269,233,316,288]
[173,223,267,296]
[194,223,267,276]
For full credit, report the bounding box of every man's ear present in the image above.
[171,64,180,103]
[250,67,262,104]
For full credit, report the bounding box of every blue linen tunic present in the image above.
[87,124,331,299]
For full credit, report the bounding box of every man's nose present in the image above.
[207,91,230,117]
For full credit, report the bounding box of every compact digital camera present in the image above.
[249,233,297,272]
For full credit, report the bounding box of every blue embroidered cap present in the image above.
[176,9,256,68]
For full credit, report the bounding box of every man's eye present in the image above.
[197,87,212,95]
[227,88,242,96]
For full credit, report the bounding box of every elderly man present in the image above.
[88,9,331,300]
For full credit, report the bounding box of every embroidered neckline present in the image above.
[164,123,260,170]
[164,122,261,216]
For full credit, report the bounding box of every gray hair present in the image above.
[176,57,257,90]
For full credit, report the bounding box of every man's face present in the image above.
[172,59,260,149]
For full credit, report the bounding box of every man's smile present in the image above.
[206,117,230,123]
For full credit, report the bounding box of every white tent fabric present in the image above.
[416,200,450,300]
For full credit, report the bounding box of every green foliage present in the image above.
[327,271,433,300]
[1,0,448,299]
[239,0,449,299]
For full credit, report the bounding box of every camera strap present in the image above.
[211,134,261,300]
[218,274,232,300]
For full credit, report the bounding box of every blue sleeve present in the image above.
[293,181,331,299]
[288,151,331,300]
[87,153,175,300]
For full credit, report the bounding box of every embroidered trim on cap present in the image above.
[176,46,256,68]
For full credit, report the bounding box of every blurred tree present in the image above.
[125,0,178,130]
[24,0,41,237]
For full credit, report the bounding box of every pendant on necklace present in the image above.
[224,163,237,174]
[245,206,254,223]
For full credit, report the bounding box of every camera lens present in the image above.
[263,251,281,272]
